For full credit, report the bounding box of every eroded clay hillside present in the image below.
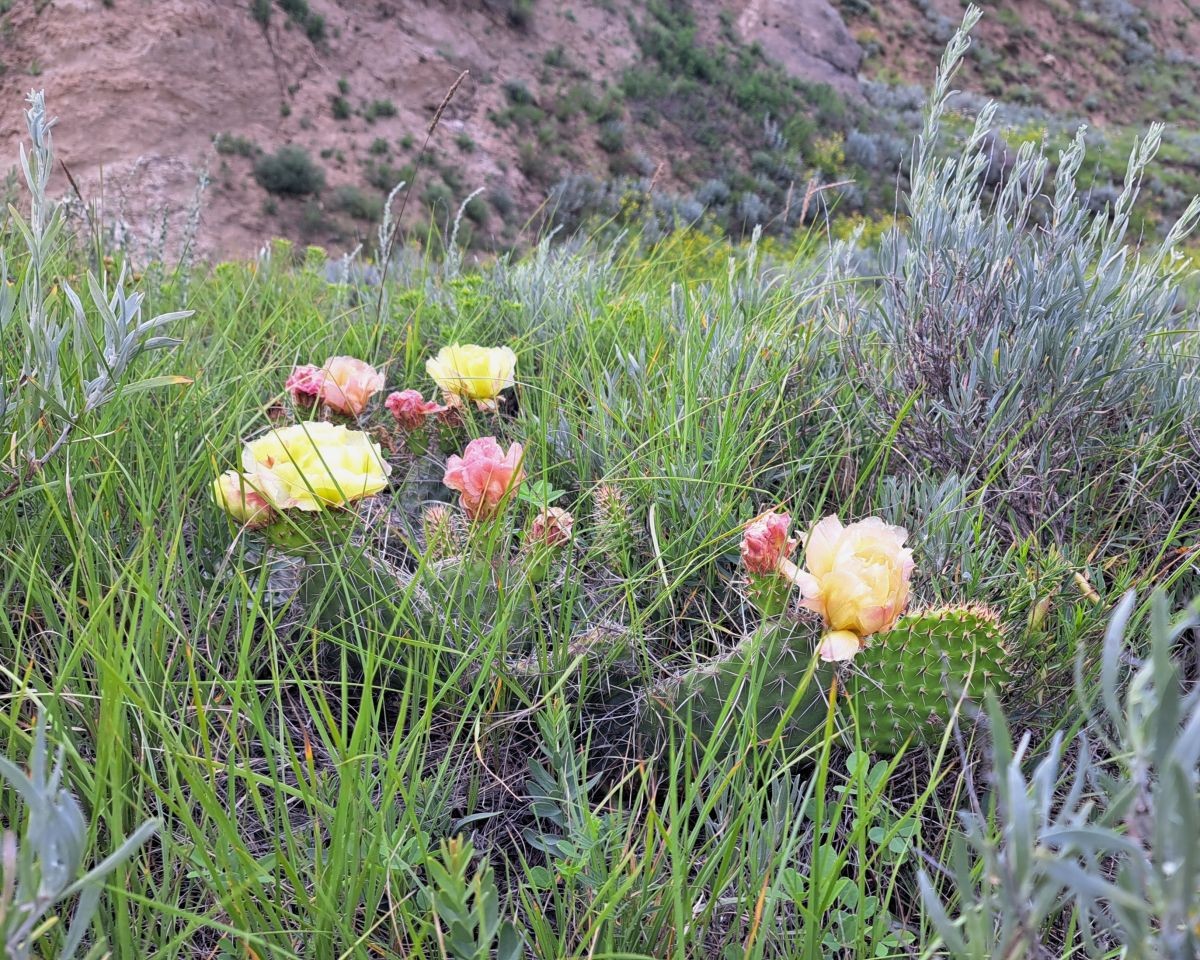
[2,0,1198,260]
[0,0,861,258]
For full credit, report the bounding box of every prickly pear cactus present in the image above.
[640,621,835,748]
[419,555,534,639]
[845,605,1008,752]
[640,605,1008,755]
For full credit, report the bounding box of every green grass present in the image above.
[0,220,1193,956]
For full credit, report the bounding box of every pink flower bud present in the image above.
[385,389,447,430]
[443,437,526,521]
[530,507,574,547]
[740,509,797,575]
[285,364,325,406]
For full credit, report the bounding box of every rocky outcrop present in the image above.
[734,0,862,93]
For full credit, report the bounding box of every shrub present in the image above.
[251,0,271,26]
[921,593,1200,958]
[366,161,414,193]
[463,194,488,224]
[505,0,534,28]
[838,9,1200,538]
[422,181,453,213]
[1,91,187,497]
[213,132,256,157]
[364,99,397,122]
[597,120,625,154]
[331,95,350,120]
[694,177,730,207]
[0,711,158,956]
[278,0,324,41]
[517,142,551,181]
[254,145,325,196]
[489,185,515,217]
[299,198,327,236]
[332,184,383,221]
[503,79,535,105]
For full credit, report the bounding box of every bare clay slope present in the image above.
[0,0,861,260]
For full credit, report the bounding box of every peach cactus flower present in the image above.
[317,356,385,416]
[740,509,797,575]
[285,364,325,406]
[787,515,915,662]
[443,437,526,520]
[530,507,575,546]
[212,470,274,528]
[385,389,447,430]
[817,630,864,663]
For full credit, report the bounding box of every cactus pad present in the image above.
[845,605,1009,752]
[641,621,835,749]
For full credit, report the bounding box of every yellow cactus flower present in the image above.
[241,421,391,512]
[425,343,517,407]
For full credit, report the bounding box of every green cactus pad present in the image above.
[844,605,1009,752]
[641,620,835,749]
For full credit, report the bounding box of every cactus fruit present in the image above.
[844,605,1009,752]
[640,621,835,749]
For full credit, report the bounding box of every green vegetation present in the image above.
[277,0,324,42]
[253,144,325,195]
[332,183,384,221]
[364,98,398,122]
[213,131,256,157]
[2,12,1200,960]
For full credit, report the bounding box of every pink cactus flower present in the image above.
[285,364,326,406]
[740,509,797,575]
[318,356,385,417]
[385,389,447,430]
[443,437,526,521]
[530,506,575,547]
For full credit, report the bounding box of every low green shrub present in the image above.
[254,145,325,195]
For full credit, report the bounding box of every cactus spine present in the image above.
[845,605,1009,752]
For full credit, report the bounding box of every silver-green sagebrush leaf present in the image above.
[0,711,158,960]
